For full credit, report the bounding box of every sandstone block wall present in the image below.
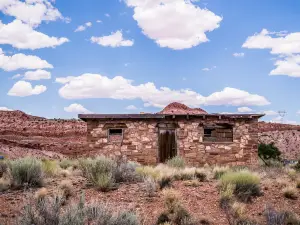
[86,118,259,166]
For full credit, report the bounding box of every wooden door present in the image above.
[159,129,177,163]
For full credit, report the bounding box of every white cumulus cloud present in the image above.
[56,73,270,108]
[233,52,245,58]
[23,69,51,80]
[126,105,138,110]
[262,110,278,116]
[91,30,134,47]
[0,19,69,50]
[0,0,64,27]
[0,106,13,111]
[8,80,47,97]
[237,107,253,113]
[0,48,53,71]
[64,103,92,114]
[74,21,92,32]
[243,29,300,77]
[124,0,222,50]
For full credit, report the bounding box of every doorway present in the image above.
[159,129,177,163]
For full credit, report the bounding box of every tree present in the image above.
[258,143,281,166]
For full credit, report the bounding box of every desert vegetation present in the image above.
[1,151,300,225]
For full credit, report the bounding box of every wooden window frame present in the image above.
[203,124,233,143]
[108,128,124,143]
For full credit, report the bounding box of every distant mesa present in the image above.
[157,102,208,115]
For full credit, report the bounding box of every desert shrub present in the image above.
[115,159,141,183]
[157,189,193,225]
[79,156,140,191]
[166,156,185,169]
[195,169,207,182]
[220,183,235,209]
[59,180,74,200]
[34,188,48,200]
[163,188,181,213]
[109,211,139,225]
[175,168,196,181]
[136,166,160,180]
[144,177,157,197]
[231,202,246,220]
[213,166,230,179]
[265,207,300,225]
[258,143,282,166]
[9,157,43,188]
[283,186,298,200]
[183,180,200,187]
[42,160,58,177]
[296,180,300,189]
[79,156,117,190]
[59,159,76,170]
[0,160,8,177]
[220,170,261,202]
[0,176,10,191]
[158,175,172,189]
[17,194,140,225]
[287,168,297,181]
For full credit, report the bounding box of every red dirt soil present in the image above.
[1,170,300,225]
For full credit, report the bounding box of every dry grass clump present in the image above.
[296,179,300,189]
[9,157,43,188]
[42,159,59,177]
[34,187,48,200]
[0,176,10,191]
[220,170,261,202]
[183,179,201,187]
[143,177,157,197]
[166,156,186,169]
[156,188,195,225]
[59,169,71,178]
[286,168,298,181]
[213,166,230,179]
[59,180,74,200]
[265,207,300,225]
[136,166,160,180]
[220,183,235,209]
[17,194,140,225]
[282,186,298,200]
[59,159,77,170]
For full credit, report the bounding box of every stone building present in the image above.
[79,103,264,166]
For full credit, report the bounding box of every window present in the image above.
[203,124,233,142]
[108,128,123,142]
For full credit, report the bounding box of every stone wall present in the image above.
[86,117,259,166]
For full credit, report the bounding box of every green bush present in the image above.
[79,156,140,191]
[213,166,230,179]
[220,170,261,202]
[258,143,282,166]
[166,156,185,168]
[9,157,43,188]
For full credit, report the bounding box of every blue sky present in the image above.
[0,0,300,123]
